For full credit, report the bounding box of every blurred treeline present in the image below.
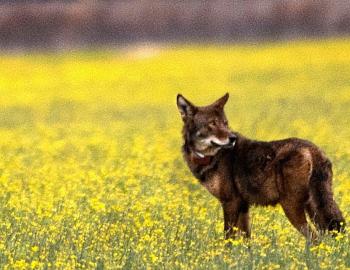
[0,0,350,49]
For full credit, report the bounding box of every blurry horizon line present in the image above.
[0,0,350,51]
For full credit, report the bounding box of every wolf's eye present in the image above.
[196,131,204,137]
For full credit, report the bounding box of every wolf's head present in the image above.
[177,93,236,157]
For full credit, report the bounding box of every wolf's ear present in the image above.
[177,94,196,120]
[212,93,229,109]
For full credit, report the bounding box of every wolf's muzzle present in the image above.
[210,134,236,148]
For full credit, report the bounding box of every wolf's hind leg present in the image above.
[306,199,324,231]
[280,200,317,241]
[280,148,317,240]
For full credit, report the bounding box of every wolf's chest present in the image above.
[201,172,232,201]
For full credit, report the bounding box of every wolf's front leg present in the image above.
[236,204,251,238]
[222,199,241,239]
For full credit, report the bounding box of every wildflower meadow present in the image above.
[0,39,350,269]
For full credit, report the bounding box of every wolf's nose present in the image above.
[228,134,237,144]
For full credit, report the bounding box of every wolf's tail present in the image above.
[306,159,345,233]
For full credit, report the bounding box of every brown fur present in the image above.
[177,93,345,240]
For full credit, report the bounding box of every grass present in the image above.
[0,38,350,269]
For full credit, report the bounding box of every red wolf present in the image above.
[177,93,344,240]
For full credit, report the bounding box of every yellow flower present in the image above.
[31,246,39,253]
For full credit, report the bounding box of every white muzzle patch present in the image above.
[201,136,229,146]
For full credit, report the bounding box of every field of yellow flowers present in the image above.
[0,39,350,269]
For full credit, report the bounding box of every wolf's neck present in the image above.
[182,143,224,181]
